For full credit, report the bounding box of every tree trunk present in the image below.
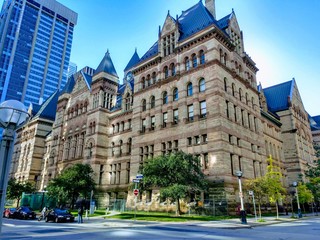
[16,198,20,208]
[276,202,279,219]
[176,198,181,216]
[258,203,262,220]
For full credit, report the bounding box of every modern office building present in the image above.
[0,0,77,106]
[67,62,77,79]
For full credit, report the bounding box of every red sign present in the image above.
[133,189,139,196]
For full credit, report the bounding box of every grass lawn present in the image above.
[104,211,233,222]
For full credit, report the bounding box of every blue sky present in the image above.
[9,0,320,115]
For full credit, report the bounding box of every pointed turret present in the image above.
[205,0,216,19]
[124,49,140,72]
[93,50,119,83]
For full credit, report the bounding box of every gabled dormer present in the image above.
[159,12,180,57]
[225,10,244,55]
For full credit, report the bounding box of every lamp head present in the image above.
[0,100,30,130]
[236,170,243,178]
[293,181,297,187]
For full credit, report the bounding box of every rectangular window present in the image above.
[200,101,207,118]
[195,136,200,144]
[173,109,179,124]
[187,137,192,146]
[141,118,146,133]
[188,105,194,121]
[203,153,208,169]
[163,112,168,127]
[202,134,208,143]
[151,116,155,130]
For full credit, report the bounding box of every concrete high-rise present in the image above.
[0,0,77,105]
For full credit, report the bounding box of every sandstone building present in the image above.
[10,0,315,211]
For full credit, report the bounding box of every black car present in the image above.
[3,208,17,218]
[45,208,74,223]
[15,206,36,220]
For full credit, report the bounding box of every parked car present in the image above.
[15,206,36,220]
[3,208,17,218]
[45,208,74,223]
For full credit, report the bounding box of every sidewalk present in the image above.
[83,212,319,229]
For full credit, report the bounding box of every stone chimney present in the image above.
[205,0,216,19]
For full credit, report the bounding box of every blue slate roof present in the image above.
[82,72,92,90]
[60,75,75,95]
[33,90,59,121]
[263,80,295,113]
[124,50,140,72]
[178,1,216,41]
[94,51,118,78]
[138,1,232,65]
[310,115,320,131]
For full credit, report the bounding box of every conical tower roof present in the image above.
[124,49,140,72]
[94,50,118,78]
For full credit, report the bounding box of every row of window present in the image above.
[67,101,88,119]
[141,100,207,133]
[225,100,258,132]
[187,134,208,146]
[112,119,132,134]
[141,78,206,111]
[140,50,205,90]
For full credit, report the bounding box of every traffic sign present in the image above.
[132,179,140,183]
[248,190,254,196]
[133,189,139,196]
[136,174,143,179]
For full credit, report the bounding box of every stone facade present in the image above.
[10,1,316,210]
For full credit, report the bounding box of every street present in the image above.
[1,216,320,239]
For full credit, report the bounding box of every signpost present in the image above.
[133,189,139,196]
[249,190,257,221]
[133,174,143,223]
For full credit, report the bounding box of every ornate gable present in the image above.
[72,74,88,94]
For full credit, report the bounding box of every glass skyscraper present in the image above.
[0,0,77,105]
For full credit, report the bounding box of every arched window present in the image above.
[119,140,123,156]
[219,49,223,62]
[224,78,228,92]
[185,57,190,71]
[150,96,155,109]
[199,78,205,92]
[88,142,93,158]
[163,91,168,104]
[187,83,193,96]
[199,50,205,64]
[111,142,115,156]
[152,72,157,84]
[142,77,145,89]
[192,54,197,68]
[232,83,235,97]
[239,88,243,101]
[164,66,169,78]
[170,63,176,76]
[173,88,178,101]
[127,138,132,154]
[125,93,131,110]
[142,99,147,111]
[146,74,151,87]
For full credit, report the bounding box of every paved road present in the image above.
[1,216,320,239]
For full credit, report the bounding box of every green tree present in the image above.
[47,164,96,208]
[297,182,313,213]
[264,156,286,219]
[244,177,268,220]
[6,179,36,207]
[305,159,320,203]
[142,151,207,215]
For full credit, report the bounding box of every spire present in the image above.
[94,51,118,78]
[205,0,216,19]
[124,49,140,72]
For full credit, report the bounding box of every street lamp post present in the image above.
[292,181,302,218]
[236,170,247,224]
[40,185,47,210]
[0,100,30,233]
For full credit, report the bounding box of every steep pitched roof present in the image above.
[138,1,234,64]
[33,90,59,121]
[310,115,320,131]
[94,51,118,78]
[82,72,92,90]
[60,75,75,95]
[178,1,216,41]
[124,50,140,72]
[263,80,295,113]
